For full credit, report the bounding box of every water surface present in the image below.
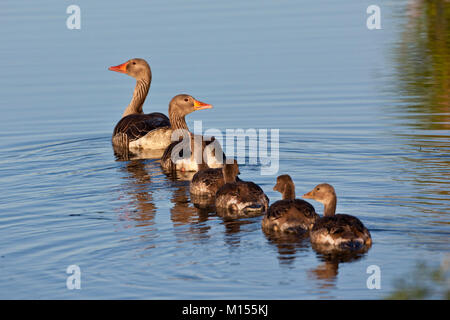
[0,0,448,299]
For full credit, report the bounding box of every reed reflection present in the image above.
[397,0,450,124]
[390,0,450,218]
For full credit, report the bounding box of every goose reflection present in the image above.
[308,245,368,290]
[114,145,166,162]
[117,159,158,229]
[190,193,216,212]
[165,174,214,242]
[220,218,261,248]
[262,231,310,266]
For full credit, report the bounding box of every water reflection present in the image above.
[262,231,310,266]
[397,0,450,122]
[190,193,216,211]
[163,169,197,182]
[167,176,214,242]
[164,169,264,248]
[114,144,166,161]
[308,248,367,290]
[118,159,157,228]
[221,218,261,248]
[170,181,210,224]
[389,0,450,222]
[118,158,215,242]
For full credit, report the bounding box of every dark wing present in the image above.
[216,182,240,197]
[311,214,372,250]
[246,181,268,201]
[113,112,170,142]
[160,140,179,172]
[293,199,317,218]
[241,181,264,195]
[267,200,292,218]
[191,168,222,185]
[312,214,367,234]
[268,199,316,219]
[237,181,269,209]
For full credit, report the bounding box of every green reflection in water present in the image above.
[395,0,450,129]
[387,258,450,299]
[388,1,450,218]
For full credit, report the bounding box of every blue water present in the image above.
[0,0,448,299]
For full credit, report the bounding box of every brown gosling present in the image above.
[262,175,319,234]
[303,183,372,250]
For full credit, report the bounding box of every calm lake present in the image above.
[0,0,448,299]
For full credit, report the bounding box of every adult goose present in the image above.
[303,183,372,250]
[215,162,269,217]
[160,94,224,172]
[109,58,171,151]
[160,119,225,173]
[262,175,319,234]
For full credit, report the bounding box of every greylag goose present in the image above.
[215,162,269,217]
[160,105,225,173]
[262,175,319,234]
[189,159,240,197]
[160,94,224,172]
[303,183,372,250]
[109,58,171,151]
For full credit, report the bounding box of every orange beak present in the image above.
[108,61,128,74]
[193,99,213,110]
[303,190,313,199]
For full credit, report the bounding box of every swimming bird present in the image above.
[188,160,239,210]
[303,183,372,250]
[215,162,269,217]
[109,58,171,152]
[262,175,319,234]
[160,98,225,173]
[189,159,241,198]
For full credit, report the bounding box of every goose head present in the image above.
[222,160,240,183]
[168,94,212,118]
[109,58,151,81]
[303,183,336,205]
[273,174,295,200]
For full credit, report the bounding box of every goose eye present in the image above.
[316,187,320,191]
[132,62,136,65]
[184,98,189,102]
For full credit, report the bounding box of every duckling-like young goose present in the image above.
[262,175,319,234]
[303,184,372,250]
[190,160,240,197]
[215,162,269,217]
[110,58,171,151]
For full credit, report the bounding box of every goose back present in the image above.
[310,214,372,249]
[262,199,319,233]
[112,112,170,150]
